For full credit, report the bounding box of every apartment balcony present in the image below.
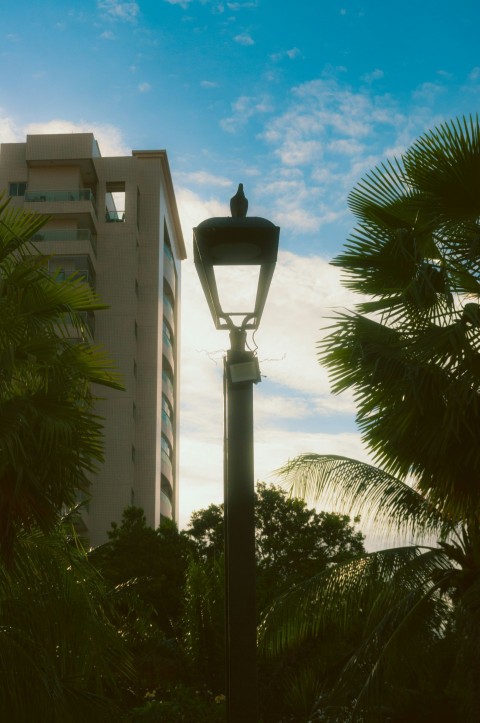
[78,310,95,339]
[162,331,175,371]
[161,448,173,485]
[105,209,125,223]
[47,254,96,290]
[163,293,175,331]
[24,189,98,226]
[162,370,175,407]
[161,410,174,447]
[160,488,173,519]
[163,246,176,295]
[31,228,97,257]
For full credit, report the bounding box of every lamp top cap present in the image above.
[194,183,279,233]
[195,215,278,232]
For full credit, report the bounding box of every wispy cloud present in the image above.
[220,94,272,133]
[177,171,232,188]
[164,0,192,7]
[138,82,151,92]
[270,47,300,62]
[234,32,254,45]
[97,0,139,22]
[200,80,218,88]
[227,1,258,9]
[362,68,384,83]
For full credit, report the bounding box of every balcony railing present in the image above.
[162,370,174,404]
[105,209,125,223]
[160,490,173,519]
[31,228,97,255]
[48,269,96,289]
[25,189,97,214]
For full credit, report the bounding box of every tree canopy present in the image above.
[0,196,122,557]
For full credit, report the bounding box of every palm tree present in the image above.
[261,116,480,721]
[261,455,480,722]
[0,196,122,557]
[0,524,132,722]
[322,115,480,521]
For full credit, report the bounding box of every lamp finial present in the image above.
[230,183,248,218]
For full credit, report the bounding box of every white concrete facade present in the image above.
[0,133,186,546]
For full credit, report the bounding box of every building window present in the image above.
[131,445,136,462]
[105,181,126,222]
[133,360,137,377]
[9,182,27,197]
[130,488,135,505]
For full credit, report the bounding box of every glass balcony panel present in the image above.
[162,370,174,405]
[32,229,97,256]
[162,335,175,371]
[160,490,173,519]
[105,210,125,223]
[25,189,97,215]
[161,410,174,445]
[161,450,173,482]
[163,294,175,330]
[163,251,176,295]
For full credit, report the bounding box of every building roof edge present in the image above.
[132,149,186,260]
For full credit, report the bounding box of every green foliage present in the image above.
[184,484,365,720]
[267,456,480,721]
[0,526,131,722]
[0,196,122,558]
[186,482,365,611]
[91,507,192,634]
[322,115,480,520]
[264,116,480,722]
[131,684,225,723]
[90,507,195,706]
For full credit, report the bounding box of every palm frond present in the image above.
[275,454,450,541]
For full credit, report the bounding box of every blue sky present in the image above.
[1,0,479,536]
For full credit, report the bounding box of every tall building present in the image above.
[0,133,186,546]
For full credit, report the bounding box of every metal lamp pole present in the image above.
[224,328,258,721]
[193,186,279,723]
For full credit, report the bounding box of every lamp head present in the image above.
[193,187,280,331]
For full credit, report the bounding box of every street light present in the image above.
[193,186,280,723]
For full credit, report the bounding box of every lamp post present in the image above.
[193,186,279,722]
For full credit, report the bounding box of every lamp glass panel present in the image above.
[213,265,261,315]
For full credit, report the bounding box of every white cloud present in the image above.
[97,0,139,21]
[24,119,130,156]
[227,1,258,8]
[0,112,21,142]
[200,80,218,88]
[328,138,365,155]
[138,82,151,92]
[362,68,384,83]
[177,171,232,188]
[220,94,272,133]
[100,30,115,39]
[412,81,446,103]
[468,66,480,81]
[271,47,300,62]
[178,239,363,526]
[174,185,227,242]
[234,33,254,45]
[164,0,192,7]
